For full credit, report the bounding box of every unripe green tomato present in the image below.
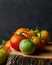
[19,39,35,54]
[0,48,8,64]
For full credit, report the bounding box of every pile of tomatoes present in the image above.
[4,28,50,54]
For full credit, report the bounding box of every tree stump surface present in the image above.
[6,42,52,65]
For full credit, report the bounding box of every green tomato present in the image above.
[19,39,35,54]
[0,48,8,64]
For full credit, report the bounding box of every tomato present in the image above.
[4,40,10,51]
[41,30,50,42]
[19,39,35,54]
[28,30,37,36]
[10,34,25,50]
[31,36,45,51]
[15,28,28,34]
[14,28,30,39]
[0,48,8,64]
[22,29,37,39]
[31,36,41,45]
[22,32,30,39]
[36,40,46,51]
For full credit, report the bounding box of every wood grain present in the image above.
[6,42,52,65]
[8,42,52,59]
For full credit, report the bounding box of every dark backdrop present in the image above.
[0,0,52,42]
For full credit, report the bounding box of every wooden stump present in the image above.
[6,42,52,65]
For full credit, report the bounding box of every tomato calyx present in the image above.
[0,40,6,48]
[18,32,24,37]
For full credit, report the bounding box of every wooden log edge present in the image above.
[9,45,52,59]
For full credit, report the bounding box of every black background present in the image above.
[0,0,52,42]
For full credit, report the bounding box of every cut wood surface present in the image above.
[6,42,52,65]
[8,42,52,59]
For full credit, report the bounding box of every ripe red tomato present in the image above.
[36,40,46,51]
[10,34,25,50]
[4,40,10,51]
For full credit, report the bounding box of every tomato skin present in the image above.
[36,43,45,51]
[32,37,41,45]
[41,30,50,42]
[19,39,35,54]
[14,28,30,39]
[22,33,30,39]
[0,48,8,64]
[15,28,27,34]
[28,30,37,36]
[10,34,25,50]
[4,40,10,51]
[31,36,46,51]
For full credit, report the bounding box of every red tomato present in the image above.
[36,40,46,51]
[10,34,25,50]
[4,40,10,51]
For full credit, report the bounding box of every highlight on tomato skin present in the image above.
[10,34,25,50]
